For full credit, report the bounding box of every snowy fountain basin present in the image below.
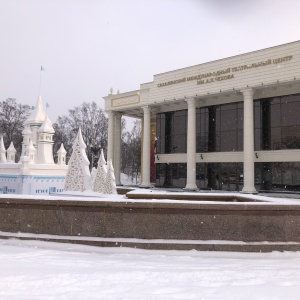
[1,192,300,252]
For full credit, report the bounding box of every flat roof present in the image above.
[154,40,300,77]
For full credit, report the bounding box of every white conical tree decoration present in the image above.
[104,159,117,194]
[0,136,7,163]
[93,149,108,193]
[64,128,92,192]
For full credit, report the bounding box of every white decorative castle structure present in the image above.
[0,96,68,195]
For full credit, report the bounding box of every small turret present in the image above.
[57,143,67,165]
[37,116,55,164]
[6,142,16,163]
[27,140,36,163]
[21,126,33,157]
[25,96,47,147]
[0,136,7,163]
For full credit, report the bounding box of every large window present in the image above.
[156,163,186,187]
[255,162,300,191]
[157,102,243,154]
[196,162,243,191]
[156,162,244,190]
[156,113,165,154]
[156,110,187,154]
[196,102,243,152]
[254,93,300,150]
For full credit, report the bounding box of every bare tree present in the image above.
[0,98,31,161]
[122,119,141,183]
[54,104,141,180]
[53,101,108,169]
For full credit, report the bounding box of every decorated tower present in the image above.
[37,116,55,164]
[57,144,67,165]
[21,126,33,157]
[24,96,47,153]
[27,140,36,163]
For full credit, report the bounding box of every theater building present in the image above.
[103,41,300,193]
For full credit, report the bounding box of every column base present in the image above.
[139,183,152,188]
[184,184,198,191]
[241,187,258,194]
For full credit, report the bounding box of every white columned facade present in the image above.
[242,88,257,193]
[185,98,198,190]
[107,111,115,164]
[114,113,122,185]
[140,106,151,188]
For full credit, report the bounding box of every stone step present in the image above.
[1,232,300,252]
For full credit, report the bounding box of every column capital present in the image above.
[107,110,115,118]
[142,105,151,112]
[241,88,253,98]
[141,106,158,116]
[186,98,196,107]
[115,112,122,119]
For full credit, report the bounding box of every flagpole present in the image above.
[39,66,45,96]
[39,66,42,96]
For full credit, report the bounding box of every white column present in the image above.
[140,106,151,188]
[185,98,198,190]
[107,111,115,163]
[242,88,257,193]
[114,113,122,185]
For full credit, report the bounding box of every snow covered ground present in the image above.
[1,190,300,299]
[1,239,300,300]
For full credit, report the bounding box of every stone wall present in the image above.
[1,197,300,251]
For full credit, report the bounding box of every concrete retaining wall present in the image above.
[1,197,300,251]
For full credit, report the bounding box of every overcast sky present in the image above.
[1,0,300,123]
